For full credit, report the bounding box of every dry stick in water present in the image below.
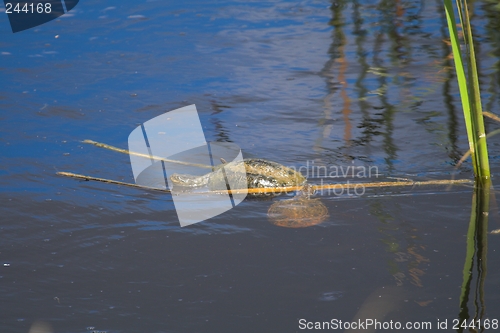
[57,171,473,196]
[453,127,500,169]
[56,172,172,193]
[82,139,213,169]
[454,111,500,169]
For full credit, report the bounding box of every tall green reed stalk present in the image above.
[444,1,491,325]
[444,0,490,181]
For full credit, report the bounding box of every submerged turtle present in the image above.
[170,158,329,227]
[170,158,306,196]
[267,187,329,228]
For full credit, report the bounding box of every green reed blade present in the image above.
[444,0,475,170]
[444,0,490,181]
[462,2,490,180]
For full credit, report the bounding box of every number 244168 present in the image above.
[5,3,52,14]
[452,319,499,330]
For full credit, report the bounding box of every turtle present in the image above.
[170,158,329,227]
[169,158,307,197]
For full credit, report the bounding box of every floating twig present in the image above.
[57,171,473,196]
[57,171,171,193]
[82,139,213,169]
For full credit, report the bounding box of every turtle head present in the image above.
[170,173,209,187]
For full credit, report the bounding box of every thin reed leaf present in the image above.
[444,0,490,180]
[462,2,490,179]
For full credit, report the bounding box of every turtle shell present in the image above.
[208,158,306,196]
[268,197,329,228]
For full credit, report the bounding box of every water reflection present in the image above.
[311,0,500,177]
[457,181,490,331]
[369,200,430,288]
[209,100,234,143]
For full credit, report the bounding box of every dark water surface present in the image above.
[2,0,500,332]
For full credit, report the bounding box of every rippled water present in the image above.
[2,0,500,332]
